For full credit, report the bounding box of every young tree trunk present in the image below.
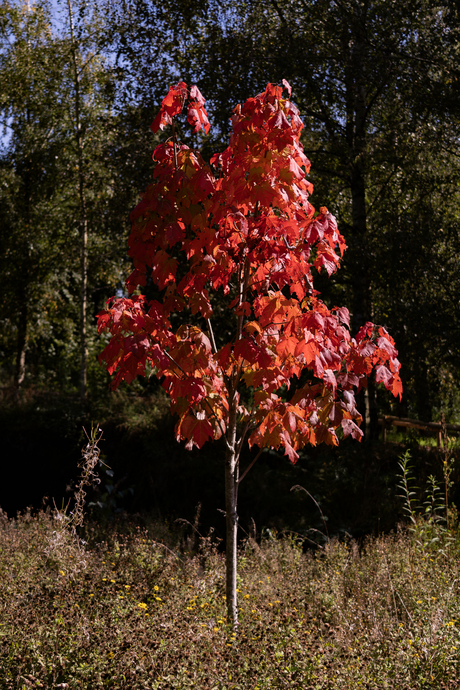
[225,390,239,631]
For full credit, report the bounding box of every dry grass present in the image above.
[1,505,460,690]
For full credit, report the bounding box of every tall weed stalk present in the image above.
[44,425,102,576]
[397,449,454,556]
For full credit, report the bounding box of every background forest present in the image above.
[1,0,460,535]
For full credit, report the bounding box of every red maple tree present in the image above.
[97,80,402,629]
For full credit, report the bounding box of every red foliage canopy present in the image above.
[97,81,402,462]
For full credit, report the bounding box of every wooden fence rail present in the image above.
[379,415,460,446]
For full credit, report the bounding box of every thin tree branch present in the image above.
[235,406,256,462]
[291,485,330,540]
[163,349,187,376]
[238,447,264,485]
[172,119,178,170]
[207,318,218,354]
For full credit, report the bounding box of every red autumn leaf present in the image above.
[234,338,273,368]
[341,419,364,441]
[179,412,214,450]
[190,415,214,448]
[288,157,305,180]
[150,109,172,134]
[151,250,177,290]
[165,222,185,246]
[294,339,317,365]
[189,290,213,319]
[150,82,187,133]
[391,374,403,400]
[187,103,211,134]
[192,168,215,195]
[375,364,392,387]
[334,306,350,326]
[189,85,205,104]
[280,430,299,464]
[277,336,297,359]
[282,79,292,97]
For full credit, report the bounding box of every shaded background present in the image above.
[1,0,459,535]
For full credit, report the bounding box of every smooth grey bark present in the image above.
[224,391,239,630]
[223,256,252,630]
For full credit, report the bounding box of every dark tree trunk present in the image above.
[67,0,88,402]
[414,356,432,423]
[15,297,28,390]
[344,10,379,439]
[79,183,88,402]
[16,110,32,393]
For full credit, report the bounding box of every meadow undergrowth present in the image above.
[0,506,459,689]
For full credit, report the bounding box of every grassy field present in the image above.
[1,506,459,690]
